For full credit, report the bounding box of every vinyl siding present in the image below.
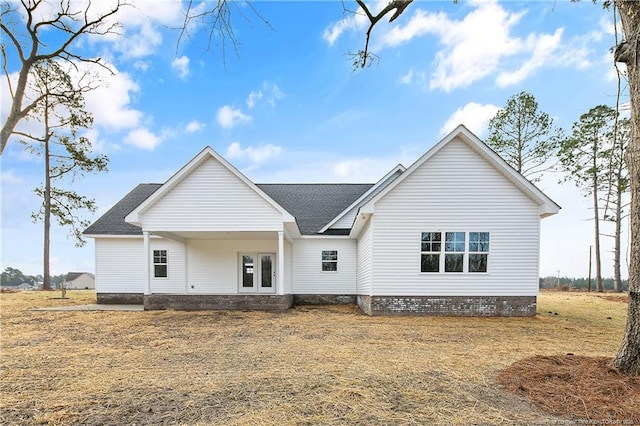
[186,239,279,294]
[149,239,187,293]
[356,219,372,295]
[95,238,145,293]
[142,157,283,232]
[66,274,95,290]
[371,137,541,296]
[292,239,357,294]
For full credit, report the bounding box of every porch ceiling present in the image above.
[154,231,279,240]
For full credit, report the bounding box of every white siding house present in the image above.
[84,126,559,315]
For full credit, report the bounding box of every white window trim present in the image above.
[153,249,169,279]
[321,250,338,273]
[420,231,490,274]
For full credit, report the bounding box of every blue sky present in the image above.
[0,0,630,279]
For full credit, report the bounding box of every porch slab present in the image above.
[144,294,294,311]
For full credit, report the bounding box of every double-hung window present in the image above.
[322,250,338,272]
[420,232,441,272]
[468,232,490,273]
[153,250,168,278]
[420,232,489,273]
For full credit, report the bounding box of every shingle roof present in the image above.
[257,184,373,234]
[65,272,95,281]
[83,184,162,235]
[84,182,373,236]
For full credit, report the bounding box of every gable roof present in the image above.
[319,164,406,233]
[258,184,373,235]
[65,272,95,282]
[125,146,296,226]
[358,125,561,219]
[83,184,162,235]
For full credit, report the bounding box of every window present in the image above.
[421,232,441,272]
[444,232,465,272]
[420,232,490,273]
[153,250,167,278]
[322,250,338,272]
[469,232,490,273]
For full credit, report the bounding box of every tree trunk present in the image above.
[613,186,622,292]
[42,128,51,291]
[613,0,640,375]
[593,137,603,293]
[42,94,51,291]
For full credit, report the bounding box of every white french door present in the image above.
[239,253,275,293]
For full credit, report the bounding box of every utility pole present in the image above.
[557,269,561,288]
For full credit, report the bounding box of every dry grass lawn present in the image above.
[0,290,635,425]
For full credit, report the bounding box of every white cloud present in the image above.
[82,64,143,131]
[440,102,500,137]
[496,29,564,87]
[226,142,282,164]
[398,67,426,85]
[185,120,205,133]
[246,90,263,109]
[0,169,23,184]
[123,128,163,150]
[246,81,284,109]
[171,55,190,80]
[216,106,252,129]
[133,60,151,72]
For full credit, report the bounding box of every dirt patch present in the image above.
[598,294,629,303]
[498,355,640,423]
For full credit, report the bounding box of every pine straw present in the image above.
[498,355,640,422]
[0,291,630,425]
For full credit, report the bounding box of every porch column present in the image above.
[278,231,284,295]
[143,231,151,295]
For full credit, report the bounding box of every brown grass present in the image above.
[0,290,631,425]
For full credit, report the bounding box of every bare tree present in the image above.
[0,0,125,155]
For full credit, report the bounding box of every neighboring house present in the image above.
[84,126,559,316]
[64,272,95,290]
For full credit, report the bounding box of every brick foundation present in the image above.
[357,295,536,317]
[293,294,356,305]
[144,294,294,311]
[97,293,144,305]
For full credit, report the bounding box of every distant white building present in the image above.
[64,272,95,290]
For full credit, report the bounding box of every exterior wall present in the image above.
[356,219,372,295]
[291,238,357,294]
[95,238,145,294]
[144,294,293,311]
[284,240,293,294]
[370,137,541,297]
[149,239,187,293]
[357,295,536,317]
[141,157,283,232]
[186,239,279,294]
[66,274,95,290]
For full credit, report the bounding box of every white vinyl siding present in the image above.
[356,219,372,295]
[292,239,356,294]
[142,157,283,232]
[370,137,541,297]
[95,238,145,293]
[149,239,186,293]
[186,239,278,294]
[65,274,95,290]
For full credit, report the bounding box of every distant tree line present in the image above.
[539,275,629,292]
[1,267,64,287]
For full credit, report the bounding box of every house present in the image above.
[64,272,95,290]
[83,126,559,316]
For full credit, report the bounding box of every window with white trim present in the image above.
[468,232,490,273]
[153,250,168,278]
[420,232,489,273]
[322,250,338,272]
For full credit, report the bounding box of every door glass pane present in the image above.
[242,255,254,288]
[261,255,272,288]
